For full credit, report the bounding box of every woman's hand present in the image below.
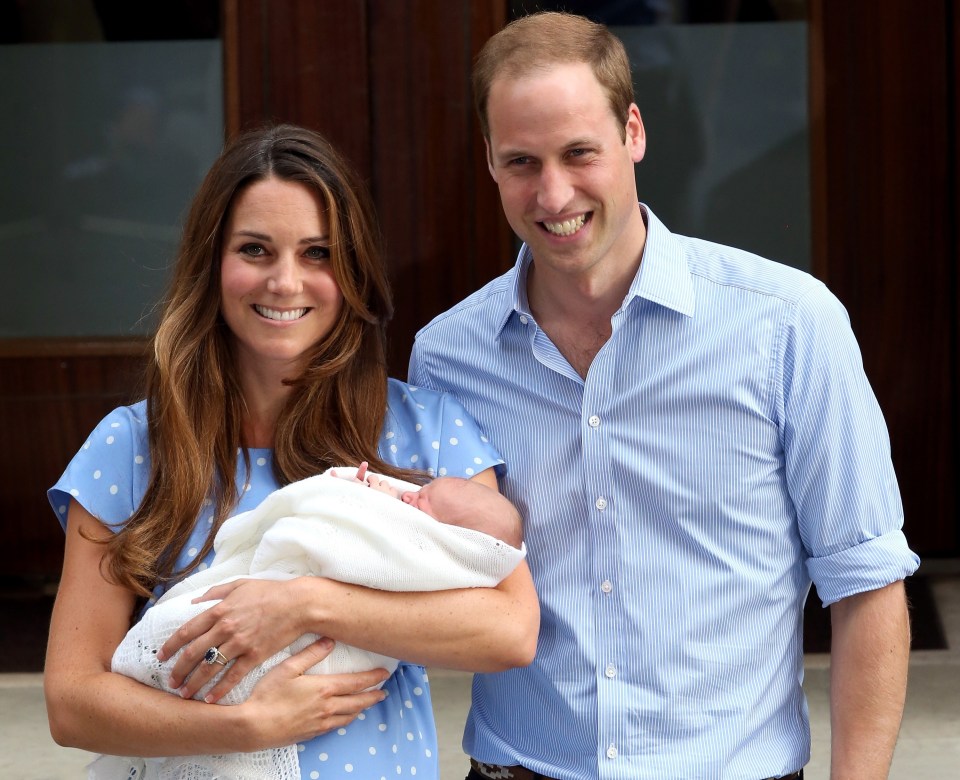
[240,640,390,749]
[159,576,324,701]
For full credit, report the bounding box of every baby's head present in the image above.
[402,477,523,549]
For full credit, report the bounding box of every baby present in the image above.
[332,460,522,548]
[96,466,525,780]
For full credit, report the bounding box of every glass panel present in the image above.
[508,1,810,270]
[0,2,223,339]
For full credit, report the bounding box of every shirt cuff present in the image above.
[806,529,920,606]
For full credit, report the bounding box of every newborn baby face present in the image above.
[400,477,452,519]
[402,476,522,548]
[401,477,468,521]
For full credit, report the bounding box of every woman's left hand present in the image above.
[158,576,320,702]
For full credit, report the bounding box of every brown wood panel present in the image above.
[222,0,371,174]
[955,0,960,516]
[469,0,515,306]
[810,0,956,554]
[806,0,827,282]
[0,345,147,578]
[369,0,513,373]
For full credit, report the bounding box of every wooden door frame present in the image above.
[809,0,957,555]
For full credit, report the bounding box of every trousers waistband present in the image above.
[469,759,557,780]
[469,758,803,780]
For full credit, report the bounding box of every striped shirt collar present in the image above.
[498,203,695,339]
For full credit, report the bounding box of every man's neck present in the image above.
[526,272,607,378]
[528,210,647,329]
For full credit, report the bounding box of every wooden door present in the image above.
[810,0,958,555]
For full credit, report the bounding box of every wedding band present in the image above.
[203,646,229,666]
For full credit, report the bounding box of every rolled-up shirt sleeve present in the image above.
[780,284,919,605]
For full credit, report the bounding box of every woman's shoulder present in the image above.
[386,376,445,405]
[47,400,152,529]
[108,399,148,425]
[383,378,503,477]
[385,377,476,427]
[82,400,150,453]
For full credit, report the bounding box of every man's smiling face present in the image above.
[485,60,646,281]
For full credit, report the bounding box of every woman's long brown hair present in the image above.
[100,124,423,598]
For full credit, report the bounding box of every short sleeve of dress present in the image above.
[381,378,504,478]
[47,401,151,533]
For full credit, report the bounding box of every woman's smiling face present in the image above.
[219,176,344,376]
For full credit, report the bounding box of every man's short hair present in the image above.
[472,11,635,142]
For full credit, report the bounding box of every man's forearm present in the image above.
[828,580,911,779]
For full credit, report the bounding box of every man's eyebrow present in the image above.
[493,147,531,161]
[493,138,597,160]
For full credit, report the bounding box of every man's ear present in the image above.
[625,104,646,164]
[485,137,498,181]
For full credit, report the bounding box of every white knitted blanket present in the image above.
[91,468,525,780]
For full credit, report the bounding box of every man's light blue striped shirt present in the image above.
[409,205,919,780]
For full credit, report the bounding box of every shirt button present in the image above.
[588,415,601,428]
[606,744,618,759]
[519,314,529,325]
[601,580,613,594]
[595,497,607,510]
[605,664,617,678]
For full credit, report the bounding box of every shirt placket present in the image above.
[581,327,628,780]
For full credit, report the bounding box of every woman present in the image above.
[45,123,538,779]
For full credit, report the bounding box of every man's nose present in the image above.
[536,163,574,214]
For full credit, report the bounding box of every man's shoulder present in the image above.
[678,233,826,306]
[415,268,516,340]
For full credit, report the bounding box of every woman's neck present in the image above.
[239,372,294,449]
[242,415,277,449]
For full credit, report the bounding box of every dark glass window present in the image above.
[0,1,223,338]
[508,1,810,270]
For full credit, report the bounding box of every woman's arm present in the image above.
[44,500,388,756]
[164,467,540,703]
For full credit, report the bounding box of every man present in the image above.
[409,11,919,780]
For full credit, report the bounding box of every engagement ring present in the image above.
[203,646,229,666]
